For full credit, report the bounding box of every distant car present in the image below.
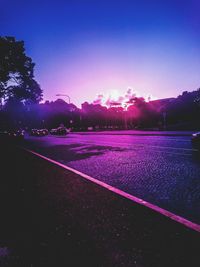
[50,126,68,135]
[0,129,24,141]
[191,132,200,148]
[7,129,25,140]
[40,129,48,136]
[30,129,38,136]
[30,129,48,137]
[49,128,57,135]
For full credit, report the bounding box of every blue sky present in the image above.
[1,0,200,106]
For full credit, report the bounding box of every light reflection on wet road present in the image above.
[24,132,200,224]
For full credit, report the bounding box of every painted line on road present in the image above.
[24,148,200,233]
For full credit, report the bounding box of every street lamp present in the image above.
[163,111,167,130]
[124,104,128,130]
[56,94,73,129]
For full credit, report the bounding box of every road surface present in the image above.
[23,131,200,224]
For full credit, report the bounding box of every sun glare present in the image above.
[109,89,120,100]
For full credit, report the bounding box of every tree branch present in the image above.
[9,74,21,85]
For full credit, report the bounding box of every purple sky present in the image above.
[1,0,200,107]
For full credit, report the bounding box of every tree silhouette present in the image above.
[0,36,42,104]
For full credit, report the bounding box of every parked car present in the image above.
[30,129,48,137]
[0,129,25,141]
[49,128,57,135]
[30,129,38,136]
[50,126,68,135]
[191,132,200,148]
[42,129,48,135]
[9,129,25,140]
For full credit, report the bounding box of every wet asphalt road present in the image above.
[23,132,200,224]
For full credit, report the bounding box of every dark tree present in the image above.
[0,36,43,104]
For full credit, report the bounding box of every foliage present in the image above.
[0,36,42,104]
[0,37,199,130]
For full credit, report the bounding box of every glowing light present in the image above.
[109,89,120,101]
[93,88,142,109]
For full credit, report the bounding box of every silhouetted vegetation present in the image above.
[0,36,42,104]
[1,90,200,131]
[0,37,200,131]
[0,36,42,129]
[165,90,200,130]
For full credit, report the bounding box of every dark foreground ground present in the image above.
[0,142,200,267]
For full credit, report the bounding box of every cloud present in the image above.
[92,94,104,105]
[92,88,139,107]
[92,87,152,107]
